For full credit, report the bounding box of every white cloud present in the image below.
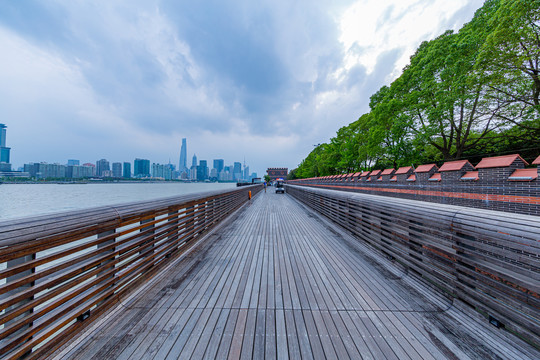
[338,0,474,80]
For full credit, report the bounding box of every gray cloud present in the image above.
[0,0,485,175]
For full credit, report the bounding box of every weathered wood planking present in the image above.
[287,184,540,347]
[0,185,261,359]
[49,190,539,359]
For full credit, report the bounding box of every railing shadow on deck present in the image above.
[0,185,261,359]
[286,184,540,349]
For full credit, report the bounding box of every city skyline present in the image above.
[21,154,258,182]
[3,122,258,180]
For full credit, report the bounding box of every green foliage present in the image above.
[477,0,540,120]
[293,0,540,178]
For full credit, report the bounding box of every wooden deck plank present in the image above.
[227,308,247,360]
[161,307,204,359]
[51,191,540,360]
[191,308,228,360]
[114,307,174,360]
[328,310,363,359]
[290,309,313,360]
[365,311,413,360]
[320,310,351,359]
[348,310,392,360]
[239,308,257,359]
[291,232,341,310]
[378,311,438,360]
[173,308,214,359]
[252,309,266,360]
[213,309,239,359]
[338,311,374,360]
[283,309,302,359]
[275,309,289,360]
[291,215,357,311]
[274,220,289,311]
[397,311,471,360]
[265,309,277,360]
[277,223,303,310]
[301,310,326,360]
[285,215,332,310]
[200,309,230,359]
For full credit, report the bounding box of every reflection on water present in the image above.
[0,182,236,220]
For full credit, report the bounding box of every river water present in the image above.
[0,182,237,221]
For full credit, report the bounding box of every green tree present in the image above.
[477,0,540,128]
[379,11,508,160]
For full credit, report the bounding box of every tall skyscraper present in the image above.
[0,123,11,171]
[123,162,131,178]
[134,158,150,177]
[213,159,224,173]
[0,124,7,148]
[197,160,208,181]
[96,159,110,177]
[233,162,242,181]
[190,154,198,180]
[112,162,122,177]
[179,138,187,173]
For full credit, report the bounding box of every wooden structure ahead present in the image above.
[50,190,539,359]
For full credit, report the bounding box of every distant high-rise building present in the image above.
[190,154,198,180]
[0,124,6,148]
[0,123,11,171]
[123,162,131,178]
[233,162,242,181]
[197,160,208,181]
[213,159,224,173]
[96,159,110,177]
[66,164,94,178]
[134,158,150,177]
[112,162,122,177]
[24,162,66,179]
[179,138,187,173]
[82,163,96,176]
[152,163,173,180]
[67,159,80,166]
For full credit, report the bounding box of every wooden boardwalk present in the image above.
[52,191,539,359]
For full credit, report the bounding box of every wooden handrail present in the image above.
[0,185,261,359]
[287,184,540,348]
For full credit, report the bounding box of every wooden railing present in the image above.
[287,184,540,347]
[0,185,261,359]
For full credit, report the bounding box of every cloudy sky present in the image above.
[0,0,484,176]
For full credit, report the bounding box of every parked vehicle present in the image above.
[275,179,285,194]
